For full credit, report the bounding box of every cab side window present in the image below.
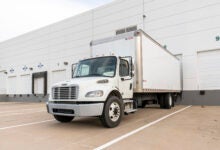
[119,59,129,77]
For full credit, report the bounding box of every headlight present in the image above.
[85,90,103,97]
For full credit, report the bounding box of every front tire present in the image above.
[54,115,74,123]
[100,96,123,128]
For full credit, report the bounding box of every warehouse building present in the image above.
[0,0,219,105]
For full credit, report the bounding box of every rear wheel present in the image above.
[164,93,172,109]
[54,115,74,123]
[159,95,165,109]
[172,99,175,107]
[100,96,123,128]
[172,94,177,107]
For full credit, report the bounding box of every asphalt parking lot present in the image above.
[0,102,219,150]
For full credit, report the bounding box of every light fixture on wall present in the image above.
[143,14,146,18]
[163,45,167,49]
[37,63,44,68]
[4,72,7,74]
[22,66,28,71]
[216,36,220,41]
[9,68,14,73]
[64,62,68,65]
[29,67,33,71]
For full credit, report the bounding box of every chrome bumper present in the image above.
[46,102,104,117]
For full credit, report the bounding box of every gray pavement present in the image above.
[0,102,219,150]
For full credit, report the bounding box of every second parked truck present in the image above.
[47,30,181,128]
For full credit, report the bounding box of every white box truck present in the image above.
[47,30,181,128]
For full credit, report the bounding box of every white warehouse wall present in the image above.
[0,0,220,100]
[144,0,220,90]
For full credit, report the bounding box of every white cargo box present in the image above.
[90,30,181,93]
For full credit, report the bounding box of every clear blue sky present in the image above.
[0,0,113,42]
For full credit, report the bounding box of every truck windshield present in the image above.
[73,56,117,78]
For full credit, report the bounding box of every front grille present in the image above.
[52,86,78,100]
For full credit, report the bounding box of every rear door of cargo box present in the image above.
[141,34,181,92]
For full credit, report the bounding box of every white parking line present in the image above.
[0,110,46,117]
[0,103,45,110]
[0,102,44,106]
[94,105,192,150]
[0,119,55,130]
[0,102,24,105]
[0,108,45,114]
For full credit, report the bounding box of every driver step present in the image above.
[124,109,137,115]
[123,100,134,103]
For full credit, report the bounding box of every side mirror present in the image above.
[130,63,134,78]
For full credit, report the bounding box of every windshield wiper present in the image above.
[89,73,103,76]
[73,76,80,78]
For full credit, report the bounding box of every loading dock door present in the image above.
[7,76,17,94]
[32,72,47,95]
[51,70,66,85]
[34,77,44,94]
[197,49,220,90]
[0,72,6,94]
[20,74,32,94]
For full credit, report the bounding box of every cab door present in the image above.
[118,58,133,99]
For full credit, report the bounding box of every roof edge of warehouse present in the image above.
[0,0,116,44]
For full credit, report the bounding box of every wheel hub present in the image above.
[109,102,120,122]
[169,95,172,106]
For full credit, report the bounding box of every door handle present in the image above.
[130,83,132,90]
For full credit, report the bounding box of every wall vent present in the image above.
[126,26,137,32]
[116,25,137,35]
[116,29,126,35]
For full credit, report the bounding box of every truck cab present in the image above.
[47,56,135,128]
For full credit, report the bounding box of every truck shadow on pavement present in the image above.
[50,117,103,129]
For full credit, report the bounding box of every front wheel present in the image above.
[100,96,123,128]
[54,115,74,123]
